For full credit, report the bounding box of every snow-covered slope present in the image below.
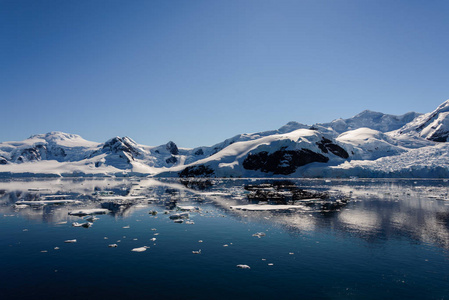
[1,99,449,178]
[318,110,421,134]
[391,100,449,142]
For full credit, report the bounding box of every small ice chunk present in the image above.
[198,240,203,243]
[289,252,294,255]
[72,222,92,228]
[192,249,201,254]
[268,263,274,266]
[236,264,250,269]
[252,232,266,238]
[64,239,77,243]
[151,228,157,231]
[54,247,60,250]
[123,225,130,229]
[150,238,156,242]
[132,246,149,252]
[85,216,99,222]
[223,244,229,247]
[41,250,48,253]
[174,219,184,223]
[108,244,118,248]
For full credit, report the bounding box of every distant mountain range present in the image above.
[2,99,449,178]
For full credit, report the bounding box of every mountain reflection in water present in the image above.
[1,178,449,250]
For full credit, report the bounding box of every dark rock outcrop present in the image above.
[316,138,349,159]
[243,149,329,175]
[166,141,179,155]
[166,156,178,164]
[15,147,42,163]
[179,164,215,177]
[101,137,139,159]
[194,148,204,156]
[0,156,7,164]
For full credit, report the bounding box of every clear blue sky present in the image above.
[2,0,449,147]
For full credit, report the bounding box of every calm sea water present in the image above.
[1,178,449,299]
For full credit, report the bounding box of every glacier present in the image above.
[1,99,449,178]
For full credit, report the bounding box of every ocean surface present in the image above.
[1,178,449,299]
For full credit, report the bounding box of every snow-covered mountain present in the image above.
[1,99,449,178]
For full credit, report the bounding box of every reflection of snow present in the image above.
[230,204,311,211]
[339,210,380,231]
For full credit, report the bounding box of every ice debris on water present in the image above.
[169,213,189,220]
[150,238,156,242]
[174,219,184,223]
[85,216,99,222]
[236,264,250,269]
[64,239,77,243]
[72,222,92,228]
[108,244,118,248]
[192,249,201,254]
[123,225,130,229]
[252,232,266,238]
[68,209,109,216]
[131,246,149,252]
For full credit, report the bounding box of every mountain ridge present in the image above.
[1,99,449,178]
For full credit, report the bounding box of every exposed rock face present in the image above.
[166,141,179,155]
[102,137,139,159]
[194,148,204,156]
[316,138,349,159]
[165,156,178,164]
[0,156,8,165]
[179,165,215,177]
[243,149,329,175]
[15,147,42,163]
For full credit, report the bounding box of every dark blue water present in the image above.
[1,178,449,299]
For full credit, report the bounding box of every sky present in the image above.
[1,0,449,147]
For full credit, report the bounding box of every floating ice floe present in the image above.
[72,222,92,228]
[169,213,189,220]
[108,244,118,248]
[64,239,77,243]
[252,232,266,238]
[131,246,149,252]
[236,264,250,269]
[14,204,29,209]
[68,208,109,216]
[185,220,195,225]
[150,238,156,242]
[177,206,200,212]
[173,219,184,223]
[192,249,201,254]
[123,225,130,229]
